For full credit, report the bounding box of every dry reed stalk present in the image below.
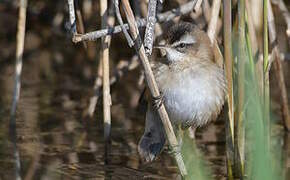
[236,0,246,177]
[144,0,157,55]
[194,0,203,12]
[73,0,198,43]
[267,0,290,131]
[121,0,187,176]
[10,0,28,179]
[245,0,258,56]
[67,0,77,34]
[207,0,221,43]
[114,0,134,47]
[223,0,234,179]
[206,0,223,68]
[202,0,211,23]
[100,0,114,142]
[75,0,87,49]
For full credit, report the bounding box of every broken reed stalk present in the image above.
[267,0,290,131]
[263,0,270,143]
[144,0,157,55]
[223,0,234,179]
[236,0,246,177]
[100,0,114,142]
[11,0,28,179]
[73,0,198,43]
[67,0,77,34]
[120,0,187,176]
[207,0,221,43]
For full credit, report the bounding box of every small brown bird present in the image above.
[138,22,227,162]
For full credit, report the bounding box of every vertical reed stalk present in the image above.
[236,0,245,177]
[121,0,187,176]
[223,0,234,179]
[100,0,113,142]
[11,0,28,179]
[263,0,270,144]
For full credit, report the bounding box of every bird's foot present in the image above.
[152,93,164,110]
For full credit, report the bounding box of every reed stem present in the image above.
[100,0,114,142]
[10,0,29,179]
[236,0,246,177]
[263,0,270,145]
[223,0,234,180]
[121,0,188,176]
[223,0,234,179]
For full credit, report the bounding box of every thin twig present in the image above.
[73,0,198,43]
[267,0,290,131]
[114,0,134,47]
[144,0,157,55]
[11,0,28,180]
[121,0,187,176]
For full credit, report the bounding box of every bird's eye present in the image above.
[179,43,186,48]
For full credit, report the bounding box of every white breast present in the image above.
[155,64,226,127]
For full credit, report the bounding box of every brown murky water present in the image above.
[0,59,229,179]
[0,1,290,180]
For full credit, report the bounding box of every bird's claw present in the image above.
[152,93,164,110]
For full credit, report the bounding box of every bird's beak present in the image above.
[153,45,168,50]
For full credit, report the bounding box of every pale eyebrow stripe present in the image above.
[172,35,196,47]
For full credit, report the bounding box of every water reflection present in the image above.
[0,60,289,179]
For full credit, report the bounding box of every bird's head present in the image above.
[155,22,213,64]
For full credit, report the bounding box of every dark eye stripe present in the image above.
[174,43,192,48]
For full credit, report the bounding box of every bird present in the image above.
[138,22,227,162]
